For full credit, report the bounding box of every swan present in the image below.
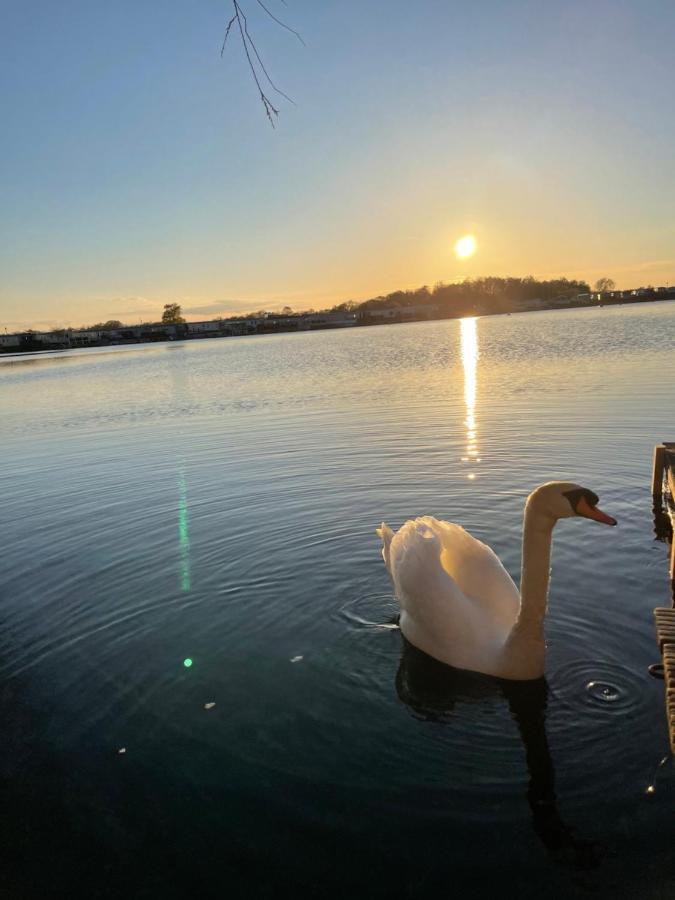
[377,482,617,681]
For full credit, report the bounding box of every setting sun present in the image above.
[455,234,477,259]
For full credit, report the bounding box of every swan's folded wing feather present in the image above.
[387,516,519,669]
[417,516,519,621]
[389,519,468,612]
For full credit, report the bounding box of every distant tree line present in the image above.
[354,276,591,318]
[53,276,606,334]
[86,320,124,331]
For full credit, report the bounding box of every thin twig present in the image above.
[222,0,302,125]
[238,4,296,104]
[255,0,305,45]
[233,1,279,126]
[221,15,236,56]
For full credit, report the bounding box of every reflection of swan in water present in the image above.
[378,482,617,680]
[395,637,602,868]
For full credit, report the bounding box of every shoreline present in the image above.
[2,295,673,357]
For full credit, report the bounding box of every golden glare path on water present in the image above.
[460,317,480,479]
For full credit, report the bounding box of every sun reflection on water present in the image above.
[460,317,480,477]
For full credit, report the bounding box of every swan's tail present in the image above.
[376,522,395,578]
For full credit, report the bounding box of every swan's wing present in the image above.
[387,516,519,672]
[417,516,520,621]
[389,518,468,611]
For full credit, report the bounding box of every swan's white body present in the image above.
[378,482,615,681]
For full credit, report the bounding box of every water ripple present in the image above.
[550,658,647,719]
[2,306,675,895]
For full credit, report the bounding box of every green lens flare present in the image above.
[178,465,191,592]
[183,657,193,668]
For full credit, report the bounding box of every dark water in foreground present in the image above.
[1,303,674,898]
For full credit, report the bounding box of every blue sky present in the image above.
[2,0,675,329]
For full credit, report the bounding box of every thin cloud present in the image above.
[103,296,159,318]
[635,259,675,272]
[3,319,61,331]
[183,300,250,316]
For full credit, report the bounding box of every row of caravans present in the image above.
[0,311,358,353]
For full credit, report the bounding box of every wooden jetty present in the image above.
[651,443,675,752]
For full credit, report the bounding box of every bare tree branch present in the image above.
[238,4,296,105]
[221,0,302,125]
[255,0,305,46]
[233,1,279,126]
[221,15,237,57]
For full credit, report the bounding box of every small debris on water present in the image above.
[290,655,303,663]
[118,747,126,755]
[204,702,216,710]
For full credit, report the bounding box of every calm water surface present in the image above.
[1,303,674,898]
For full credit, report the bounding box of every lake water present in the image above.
[1,302,674,898]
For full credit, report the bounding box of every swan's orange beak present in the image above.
[577,496,617,526]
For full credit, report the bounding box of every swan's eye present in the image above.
[563,487,599,512]
[586,490,600,507]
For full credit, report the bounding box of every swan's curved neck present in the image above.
[516,504,555,637]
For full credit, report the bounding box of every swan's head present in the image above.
[527,481,617,526]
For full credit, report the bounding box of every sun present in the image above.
[455,234,477,259]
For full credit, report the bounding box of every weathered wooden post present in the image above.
[652,443,666,498]
[651,442,675,750]
[651,443,675,583]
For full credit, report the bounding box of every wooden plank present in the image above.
[667,458,675,582]
[652,444,666,496]
[667,456,675,499]
[655,445,675,582]
[652,444,675,749]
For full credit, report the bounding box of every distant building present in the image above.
[0,334,20,350]
[187,319,258,337]
[357,304,438,323]
[549,296,576,307]
[71,330,104,346]
[187,321,220,335]
[514,297,547,311]
[301,312,357,329]
[34,331,71,347]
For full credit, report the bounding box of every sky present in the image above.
[2,0,675,330]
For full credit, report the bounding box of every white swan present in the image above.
[377,482,617,681]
